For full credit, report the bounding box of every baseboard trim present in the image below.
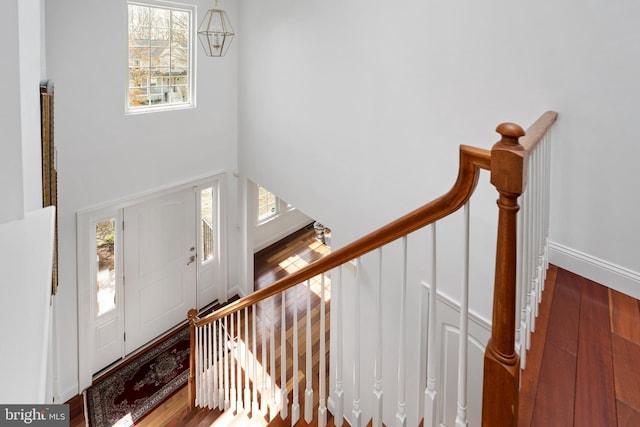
[549,241,640,299]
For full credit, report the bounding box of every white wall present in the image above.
[45,0,239,401]
[19,0,45,213]
[238,0,640,315]
[0,0,27,224]
[237,0,640,424]
[0,0,45,224]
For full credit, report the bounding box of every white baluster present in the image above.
[318,274,327,427]
[395,237,408,427]
[218,318,225,409]
[335,266,344,427]
[213,320,219,409]
[207,322,213,408]
[270,298,277,420]
[373,249,384,427]
[195,325,201,407]
[224,316,230,409]
[230,311,236,412]
[536,145,545,299]
[455,203,470,427]
[291,285,300,426]
[261,302,268,414]
[517,185,527,369]
[237,310,243,411]
[281,291,289,419]
[525,160,535,348]
[244,308,251,411]
[532,145,542,314]
[304,279,313,423]
[353,259,362,427]
[424,224,438,426]
[543,132,551,272]
[252,305,260,414]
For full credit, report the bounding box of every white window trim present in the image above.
[125,0,197,114]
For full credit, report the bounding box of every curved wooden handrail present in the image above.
[188,111,559,422]
[189,144,491,327]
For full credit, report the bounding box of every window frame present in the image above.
[125,0,196,114]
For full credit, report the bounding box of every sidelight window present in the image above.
[96,219,117,316]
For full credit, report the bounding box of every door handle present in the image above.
[187,255,196,266]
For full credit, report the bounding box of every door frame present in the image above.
[77,172,228,392]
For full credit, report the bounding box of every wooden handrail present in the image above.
[188,111,559,423]
[189,144,491,328]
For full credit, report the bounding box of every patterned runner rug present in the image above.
[84,326,190,426]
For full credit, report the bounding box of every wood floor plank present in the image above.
[609,289,640,343]
[617,400,640,427]
[518,265,557,427]
[612,334,640,413]
[529,342,576,427]
[574,279,617,427]
[545,268,581,356]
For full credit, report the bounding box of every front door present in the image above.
[123,188,197,354]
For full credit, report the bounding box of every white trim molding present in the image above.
[549,241,640,300]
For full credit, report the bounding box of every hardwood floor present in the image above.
[519,265,640,427]
[69,230,640,426]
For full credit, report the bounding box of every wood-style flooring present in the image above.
[518,265,640,427]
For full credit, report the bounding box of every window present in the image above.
[257,185,293,224]
[200,186,215,263]
[127,1,195,112]
[96,218,117,316]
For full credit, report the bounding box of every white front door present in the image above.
[123,188,197,354]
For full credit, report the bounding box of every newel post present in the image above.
[482,123,526,427]
[188,309,198,410]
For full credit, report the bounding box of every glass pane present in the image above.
[129,68,149,87]
[258,186,277,222]
[96,219,116,316]
[150,27,170,41]
[151,7,171,28]
[170,45,189,71]
[129,27,150,45]
[129,87,149,107]
[129,47,150,67]
[128,5,150,28]
[172,10,189,31]
[201,187,214,262]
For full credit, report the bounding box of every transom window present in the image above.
[127,1,195,112]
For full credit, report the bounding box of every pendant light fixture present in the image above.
[198,0,234,57]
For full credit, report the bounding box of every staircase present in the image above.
[187,112,558,427]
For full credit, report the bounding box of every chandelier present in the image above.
[198,0,234,57]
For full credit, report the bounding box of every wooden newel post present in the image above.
[188,308,198,410]
[482,123,526,427]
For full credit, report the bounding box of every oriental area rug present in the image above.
[84,326,190,427]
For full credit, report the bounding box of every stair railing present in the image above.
[188,111,557,427]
